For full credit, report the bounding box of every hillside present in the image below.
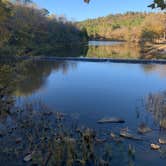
[0,1,88,57]
[77,12,166,43]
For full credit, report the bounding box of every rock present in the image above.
[24,152,34,162]
[97,117,125,124]
[159,138,166,144]
[150,144,160,150]
[120,131,142,140]
[138,123,152,134]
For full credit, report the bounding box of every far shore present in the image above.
[1,41,166,62]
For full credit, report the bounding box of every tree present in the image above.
[0,0,12,46]
[84,0,166,10]
[148,0,166,10]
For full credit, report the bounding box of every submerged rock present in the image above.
[138,123,152,134]
[24,152,35,162]
[159,138,166,145]
[97,117,125,124]
[120,131,142,140]
[150,144,160,150]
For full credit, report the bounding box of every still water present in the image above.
[14,60,166,164]
[45,41,143,58]
[13,41,166,165]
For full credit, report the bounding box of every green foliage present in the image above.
[77,12,166,43]
[0,1,88,56]
[148,0,166,10]
[84,0,166,10]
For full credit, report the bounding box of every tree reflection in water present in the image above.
[0,59,78,115]
[87,43,141,59]
[15,60,77,96]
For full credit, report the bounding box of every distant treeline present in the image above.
[77,12,166,43]
[0,0,88,56]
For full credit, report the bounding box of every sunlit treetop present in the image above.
[84,0,166,10]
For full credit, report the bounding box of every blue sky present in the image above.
[33,0,156,21]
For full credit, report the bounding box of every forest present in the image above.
[0,1,165,57]
[77,12,166,43]
[0,0,88,57]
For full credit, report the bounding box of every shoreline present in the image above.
[37,56,166,64]
[2,55,166,65]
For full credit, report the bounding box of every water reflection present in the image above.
[11,59,166,99]
[146,91,166,129]
[87,42,141,59]
[15,60,77,96]
[141,64,166,78]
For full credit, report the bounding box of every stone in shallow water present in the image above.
[97,117,125,124]
[24,153,33,162]
[120,131,142,140]
[138,123,152,134]
[159,138,166,144]
[150,144,160,150]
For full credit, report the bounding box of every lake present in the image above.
[1,41,166,165]
[13,59,166,165]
